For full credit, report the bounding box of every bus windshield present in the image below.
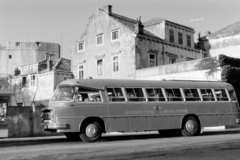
[51,86,75,102]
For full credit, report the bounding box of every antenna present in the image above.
[190,17,204,27]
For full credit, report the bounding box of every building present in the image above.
[71,5,206,79]
[198,20,240,58]
[0,41,60,77]
[10,53,74,106]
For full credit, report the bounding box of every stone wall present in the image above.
[7,106,59,138]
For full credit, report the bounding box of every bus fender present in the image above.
[79,117,106,133]
[181,114,202,133]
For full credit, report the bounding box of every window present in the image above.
[9,55,12,59]
[22,76,27,87]
[214,89,229,101]
[165,88,183,101]
[112,56,119,72]
[183,89,200,101]
[187,35,191,47]
[178,32,183,45]
[169,58,176,64]
[111,30,119,41]
[97,59,103,76]
[200,89,215,101]
[106,87,125,102]
[30,75,36,86]
[169,29,174,43]
[96,34,103,45]
[125,88,146,102]
[78,65,84,79]
[146,88,165,102]
[76,87,102,102]
[149,54,156,67]
[228,89,237,101]
[77,41,85,52]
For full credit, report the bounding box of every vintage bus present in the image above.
[41,79,240,142]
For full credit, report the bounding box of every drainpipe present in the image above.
[162,43,165,65]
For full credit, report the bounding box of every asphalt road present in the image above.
[1,132,240,160]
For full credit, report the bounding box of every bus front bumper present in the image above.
[41,122,68,130]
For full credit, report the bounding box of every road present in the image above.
[1,132,240,160]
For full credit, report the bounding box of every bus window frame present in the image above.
[144,87,166,102]
[76,89,103,103]
[163,88,184,102]
[182,88,201,102]
[213,88,230,102]
[105,86,127,103]
[199,88,216,102]
[124,87,146,102]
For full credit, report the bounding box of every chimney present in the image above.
[134,19,144,34]
[103,5,112,14]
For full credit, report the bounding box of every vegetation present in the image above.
[0,77,10,90]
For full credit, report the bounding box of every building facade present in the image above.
[0,41,60,77]
[198,20,240,58]
[71,5,206,79]
[10,53,73,106]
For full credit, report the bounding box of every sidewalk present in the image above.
[0,135,66,144]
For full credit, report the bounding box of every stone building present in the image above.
[0,41,60,77]
[71,5,206,79]
[198,20,240,58]
[10,53,74,106]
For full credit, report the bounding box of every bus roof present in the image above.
[59,79,233,90]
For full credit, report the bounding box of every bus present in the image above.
[41,79,240,142]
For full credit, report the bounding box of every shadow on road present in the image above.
[1,131,239,147]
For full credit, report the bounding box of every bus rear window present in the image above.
[165,88,183,101]
[200,89,215,101]
[146,88,165,102]
[183,89,200,101]
[125,88,146,102]
[106,87,125,102]
[228,89,237,101]
[214,89,229,101]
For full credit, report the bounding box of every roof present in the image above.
[208,20,240,39]
[143,17,194,32]
[110,13,163,40]
[58,79,231,90]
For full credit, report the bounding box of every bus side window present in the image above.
[214,89,229,101]
[200,89,215,101]
[106,87,125,102]
[183,89,200,101]
[165,88,183,101]
[125,88,146,102]
[146,88,165,102]
[228,89,237,101]
[76,86,102,103]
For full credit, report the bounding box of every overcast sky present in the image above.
[1,0,240,59]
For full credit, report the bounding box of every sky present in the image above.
[1,0,240,59]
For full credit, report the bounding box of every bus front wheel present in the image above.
[181,116,200,137]
[80,120,102,142]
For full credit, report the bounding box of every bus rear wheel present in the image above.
[181,116,200,137]
[80,120,102,142]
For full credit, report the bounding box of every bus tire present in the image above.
[64,132,81,141]
[181,116,200,137]
[80,120,102,142]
